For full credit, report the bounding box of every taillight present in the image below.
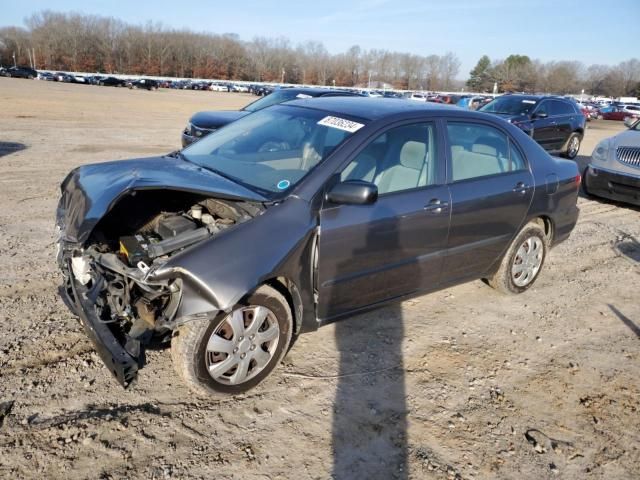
[575,174,581,186]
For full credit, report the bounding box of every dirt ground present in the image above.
[0,78,638,480]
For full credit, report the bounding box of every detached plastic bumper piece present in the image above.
[63,272,140,388]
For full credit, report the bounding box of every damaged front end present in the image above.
[56,163,264,387]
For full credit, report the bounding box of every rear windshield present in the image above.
[480,96,538,115]
[244,90,314,112]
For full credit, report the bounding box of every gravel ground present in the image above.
[0,78,638,480]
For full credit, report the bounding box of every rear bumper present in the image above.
[61,272,140,388]
[584,165,640,207]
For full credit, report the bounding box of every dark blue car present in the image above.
[479,94,586,159]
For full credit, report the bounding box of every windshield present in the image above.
[243,89,313,112]
[479,96,538,115]
[181,105,365,196]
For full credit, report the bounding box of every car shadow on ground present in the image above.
[608,305,640,339]
[0,142,27,157]
[331,209,410,480]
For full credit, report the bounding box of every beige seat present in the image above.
[375,140,427,194]
[451,136,508,182]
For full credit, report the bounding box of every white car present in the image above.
[209,83,228,92]
[584,118,640,206]
[403,92,427,102]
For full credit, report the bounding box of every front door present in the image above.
[530,100,556,150]
[316,122,450,320]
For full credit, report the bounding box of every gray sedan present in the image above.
[56,98,580,396]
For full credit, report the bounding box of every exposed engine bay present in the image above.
[58,191,262,383]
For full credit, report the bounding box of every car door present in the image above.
[550,100,574,149]
[316,121,450,320]
[530,100,556,150]
[442,120,534,283]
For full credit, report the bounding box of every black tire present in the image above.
[562,132,581,159]
[171,284,293,397]
[488,221,548,294]
[581,167,592,197]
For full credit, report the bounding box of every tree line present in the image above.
[0,10,638,96]
[467,54,640,97]
[0,11,461,90]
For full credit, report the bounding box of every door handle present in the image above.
[424,199,449,213]
[512,182,529,194]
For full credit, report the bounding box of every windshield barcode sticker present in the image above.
[522,100,536,104]
[296,93,313,99]
[318,116,364,133]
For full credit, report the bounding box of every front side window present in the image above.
[183,105,364,196]
[447,122,525,182]
[340,123,438,195]
[535,101,550,116]
[551,100,575,116]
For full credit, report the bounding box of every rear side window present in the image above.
[447,122,525,182]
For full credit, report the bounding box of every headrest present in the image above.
[471,143,497,156]
[399,141,426,170]
[472,135,506,157]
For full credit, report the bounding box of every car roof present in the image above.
[500,93,575,103]
[284,96,455,121]
[280,87,360,97]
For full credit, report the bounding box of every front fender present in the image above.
[149,197,318,329]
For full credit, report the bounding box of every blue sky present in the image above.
[3,0,639,77]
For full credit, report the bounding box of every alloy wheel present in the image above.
[568,136,580,158]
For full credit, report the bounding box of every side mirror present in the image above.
[623,116,636,128]
[532,111,548,119]
[326,180,378,205]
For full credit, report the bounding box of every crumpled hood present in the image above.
[56,155,266,244]
[190,110,249,129]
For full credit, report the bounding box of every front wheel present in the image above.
[171,285,293,396]
[562,133,581,159]
[488,222,548,294]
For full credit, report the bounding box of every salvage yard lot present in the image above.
[0,78,638,479]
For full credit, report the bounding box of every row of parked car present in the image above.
[5,65,638,124]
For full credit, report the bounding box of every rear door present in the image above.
[316,121,450,320]
[443,120,534,282]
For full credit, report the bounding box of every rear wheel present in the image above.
[562,133,581,159]
[488,222,548,294]
[171,285,293,397]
